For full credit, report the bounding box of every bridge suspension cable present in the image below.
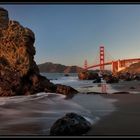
[92,48,100,66]
[104,48,115,62]
[92,47,115,67]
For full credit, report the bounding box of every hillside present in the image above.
[119,62,140,74]
[38,62,83,73]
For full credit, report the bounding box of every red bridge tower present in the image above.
[100,46,105,71]
[84,59,88,69]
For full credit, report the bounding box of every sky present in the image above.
[1,4,140,68]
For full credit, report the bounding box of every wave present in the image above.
[0,92,95,135]
[0,73,117,135]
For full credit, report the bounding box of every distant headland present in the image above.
[38,62,83,73]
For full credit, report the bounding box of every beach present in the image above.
[2,4,140,137]
[85,84,140,136]
[47,73,140,136]
[0,73,139,136]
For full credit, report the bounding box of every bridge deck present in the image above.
[85,58,140,70]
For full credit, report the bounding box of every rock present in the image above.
[22,73,57,95]
[0,7,78,97]
[50,113,91,136]
[0,65,21,96]
[118,62,140,74]
[130,87,135,89]
[93,77,101,83]
[133,75,140,81]
[78,71,88,80]
[123,72,132,81]
[78,71,99,80]
[0,7,9,30]
[113,92,130,94]
[64,74,69,77]
[103,74,119,84]
[117,72,140,81]
[56,84,78,96]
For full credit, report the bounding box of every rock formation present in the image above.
[118,62,140,74]
[103,74,119,84]
[50,113,91,136]
[0,7,78,96]
[78,70,99,80]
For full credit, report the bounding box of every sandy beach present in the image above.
[85,81,140,136]
[110,80,140,94]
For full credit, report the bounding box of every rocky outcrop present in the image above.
[50,113,91,136]
[119,62,140,74]
[78,70,99,80]
[0,7,78,96]
[56,84,78,96]
[93,77,101,83]
[117,72,140,81]
[103,74,119,84]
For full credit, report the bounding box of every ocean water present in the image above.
[0,93,95,135]
[0,73,117,135]
[43,73,119,94]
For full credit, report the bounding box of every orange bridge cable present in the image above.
[93,52,100,65]
[83,49,99,69]
[85,47,114,69]
[92,48,100,65]
[104,48,115,62]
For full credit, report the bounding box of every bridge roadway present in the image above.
[85,58,140,71]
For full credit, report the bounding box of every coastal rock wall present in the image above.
[0,7,78,96]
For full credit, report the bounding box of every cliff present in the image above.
[38,62,83,73]
[119,62,140,74]
[0,7,78,96]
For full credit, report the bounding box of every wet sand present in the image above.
[86,92,140,136]
[110,80,140,93]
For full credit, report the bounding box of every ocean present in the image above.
[0,73,117,135]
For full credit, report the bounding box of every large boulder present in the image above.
[50,113,91,136]
[117,72,140,81]
[78,71,99,80]
[103,74,119,84]
[0,7,78,96]
[93,77,101,83]
[56,84,78,96]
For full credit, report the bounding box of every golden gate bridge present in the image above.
[84,46,140,74]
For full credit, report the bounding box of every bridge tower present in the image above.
[84,59,88,69]
[112,61,118,74]
[100,46,105,71]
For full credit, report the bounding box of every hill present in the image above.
[38,62,83,73]
[119,62,140,74]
